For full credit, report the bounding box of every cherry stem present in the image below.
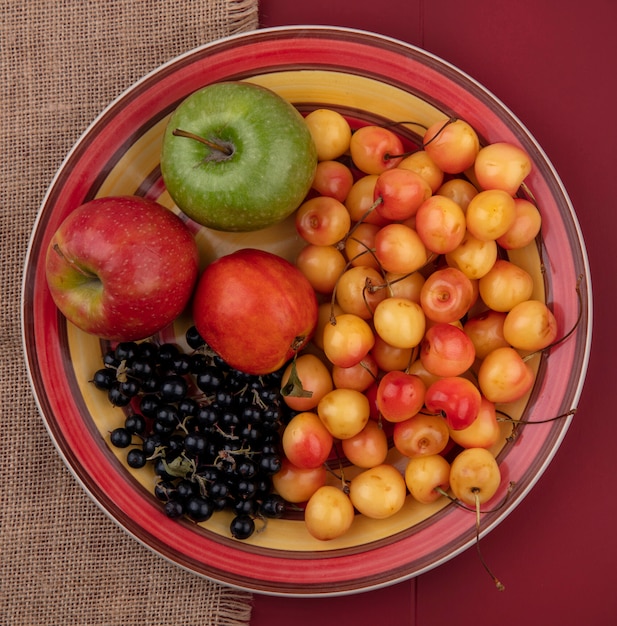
[522,274,585,362]
[423,117,458,148]
[497,408,576,426]
[172,128,234,157]
[433,484,510,591]
[519,181,538,205]
[342,197,383,243]
[474,490,506,591]
[434,481,515,515]
[384,149,416,160]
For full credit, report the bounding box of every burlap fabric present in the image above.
[1,2,259,624]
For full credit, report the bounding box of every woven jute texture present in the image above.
[1,2,259,624]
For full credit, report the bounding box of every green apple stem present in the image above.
[172,128,234,158]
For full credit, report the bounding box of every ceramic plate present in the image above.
[22,26,592,596]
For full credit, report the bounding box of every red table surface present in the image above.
[254,2,617,624]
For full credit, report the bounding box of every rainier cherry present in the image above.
[313,302,343,351]
[371,334,415,372]
[344,221,381,269]
[437,178,478,210]
[397,150,444,193]
[423,118,480,174]
[295,244,347,294]
[385,270,425,302]
[449,447,501,506]
[503,299,558,352]
[404,454,451,504]
[420,322,476,377]
[414,194,467,255]
[496,198,542,250]
[445,231,498,280]
[280,353,333,411]
[331,352,379,392]
[317,387,371,439]
[376,370,426,422]
[295,196,351,246]
[478,259,534,313]
[477,346,534,403]
[374,167,432,221]
[466,189,516,242]
[374,223,428,274]
[322,313,375,367]
[463,309,509,359]
[373,297,426,349]
[349,464,407,519]
[304,486,355,540]
[303,108,352,161]
[341,420,389,468]
[420,266,475,323]
[350,125,404,174]
[282,411,334,469]
[311,160,355,202]
[345,175,389,225]
[448,397,501,449]
[335,265,387,319]
[393,412,450,457]
[272,458,327,503]
[425,376,482,431]
[474,142,532,196]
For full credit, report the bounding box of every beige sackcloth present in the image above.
[1,2,260,624]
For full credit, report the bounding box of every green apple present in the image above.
[160,81,317,232]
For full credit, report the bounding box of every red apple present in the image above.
[192,248,318,375]
[45,195,199,341]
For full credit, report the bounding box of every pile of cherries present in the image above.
[92,327,289,540]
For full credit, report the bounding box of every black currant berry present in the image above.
[159,374,189,402]
[114,341,138,361]
[186,496,214,522]
[124,413,147,435]
[185,325,206,350]
[107,385,131,407]
[164,500,184,519]
[126,448,147,468]
[109,427,132,448]
[91,368,116,390]
[230,515,255,540]
[260,494,286,518]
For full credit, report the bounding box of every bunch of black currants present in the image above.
[91,326,289,540]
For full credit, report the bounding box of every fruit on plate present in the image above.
[160,81,318,232]
[192,248,319,375]
[45,196,199,341]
